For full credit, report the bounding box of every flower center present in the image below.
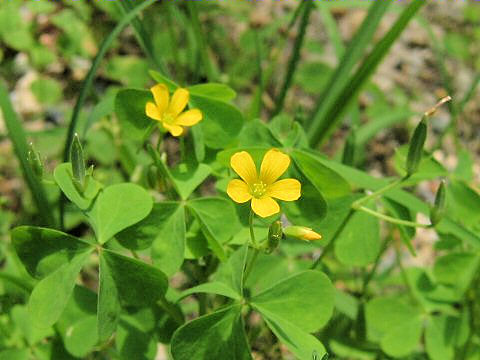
[162,112,176,124]
[251,181,267,198]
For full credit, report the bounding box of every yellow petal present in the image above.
[168,88,189,116]
[284,226,321,241]
[145,102,162,121]
[303,229,322,241]
[251,197,280,218]
[230,151,258,185]
[175,109,203,126]
[163,123,184,137]
[266,179,301,201]
[259,149,291,184]
[227,179,252,203]
[150,84,169,114]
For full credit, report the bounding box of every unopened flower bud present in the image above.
[27,143,43,178]
[284,226,321,241]
[430,180,446,226]
[266,221,283,254]
[70,133,85,192]
[406,118,427,176]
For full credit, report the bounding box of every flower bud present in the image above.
[266,221,283,254]
[27,143,43,178]
[406,118,427,176]
[430,180,446,226]
[70,133,86,192]
[284,226,321,241]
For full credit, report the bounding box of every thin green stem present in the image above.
[311,209,354,269]
[244,210,260,282]
[179,136,186,163]
[248,1,304,121]
[244,250,259,284]
[131,250,140,259]
[165,2,183,82]
[186,2,217,81]
[0,82,56,227]
[394,244,418,306]
[157,296,184,326]
[352,176,408,209]
[361,236,392,297]
[146,143,177,199]
[0,272,33,293]
[248,30,264,121]
[273,1,313,116]
[356,206,430,228]
[137,122,157,154]
[117,1,168,75]
[248,210,257,247]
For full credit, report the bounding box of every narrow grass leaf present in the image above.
[117,0,168,75]
[0,82,55,226]
[308,1,425,146]
[307,1,391,143]
[273,1,314,115]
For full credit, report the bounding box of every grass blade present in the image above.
[418,17,456,116]
[0,82,55,227]
[62,0,156,163]
[273,1,314,116]
[319,6,345,59]
[248,1,306,120]
[308,0,425,146]
[458,74,480,113]
[117,0,168,75]
[306,1,391,142]
[248,30,265,121]
[356,109,418,146]
[186,2,219,81]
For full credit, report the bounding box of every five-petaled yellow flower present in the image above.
[227,149,301,218]
[145,84,202,137]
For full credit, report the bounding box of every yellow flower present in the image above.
[145,84,203,137]
[284,226,322,241]
[227,149,301,218]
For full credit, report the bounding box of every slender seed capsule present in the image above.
[70,133,85,191]
[27,143,43,179]
[430,180,446,226]
[406,118,427,176]
[266,221,283,253]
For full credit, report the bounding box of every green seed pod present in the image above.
[27,143,43,179]
[266,221,283,254]
[430,180,446,226]
[70,133,85,191]
[406,118,427,176]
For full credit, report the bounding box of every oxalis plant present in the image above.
[2,1,480,360]
[10,81,469,360]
